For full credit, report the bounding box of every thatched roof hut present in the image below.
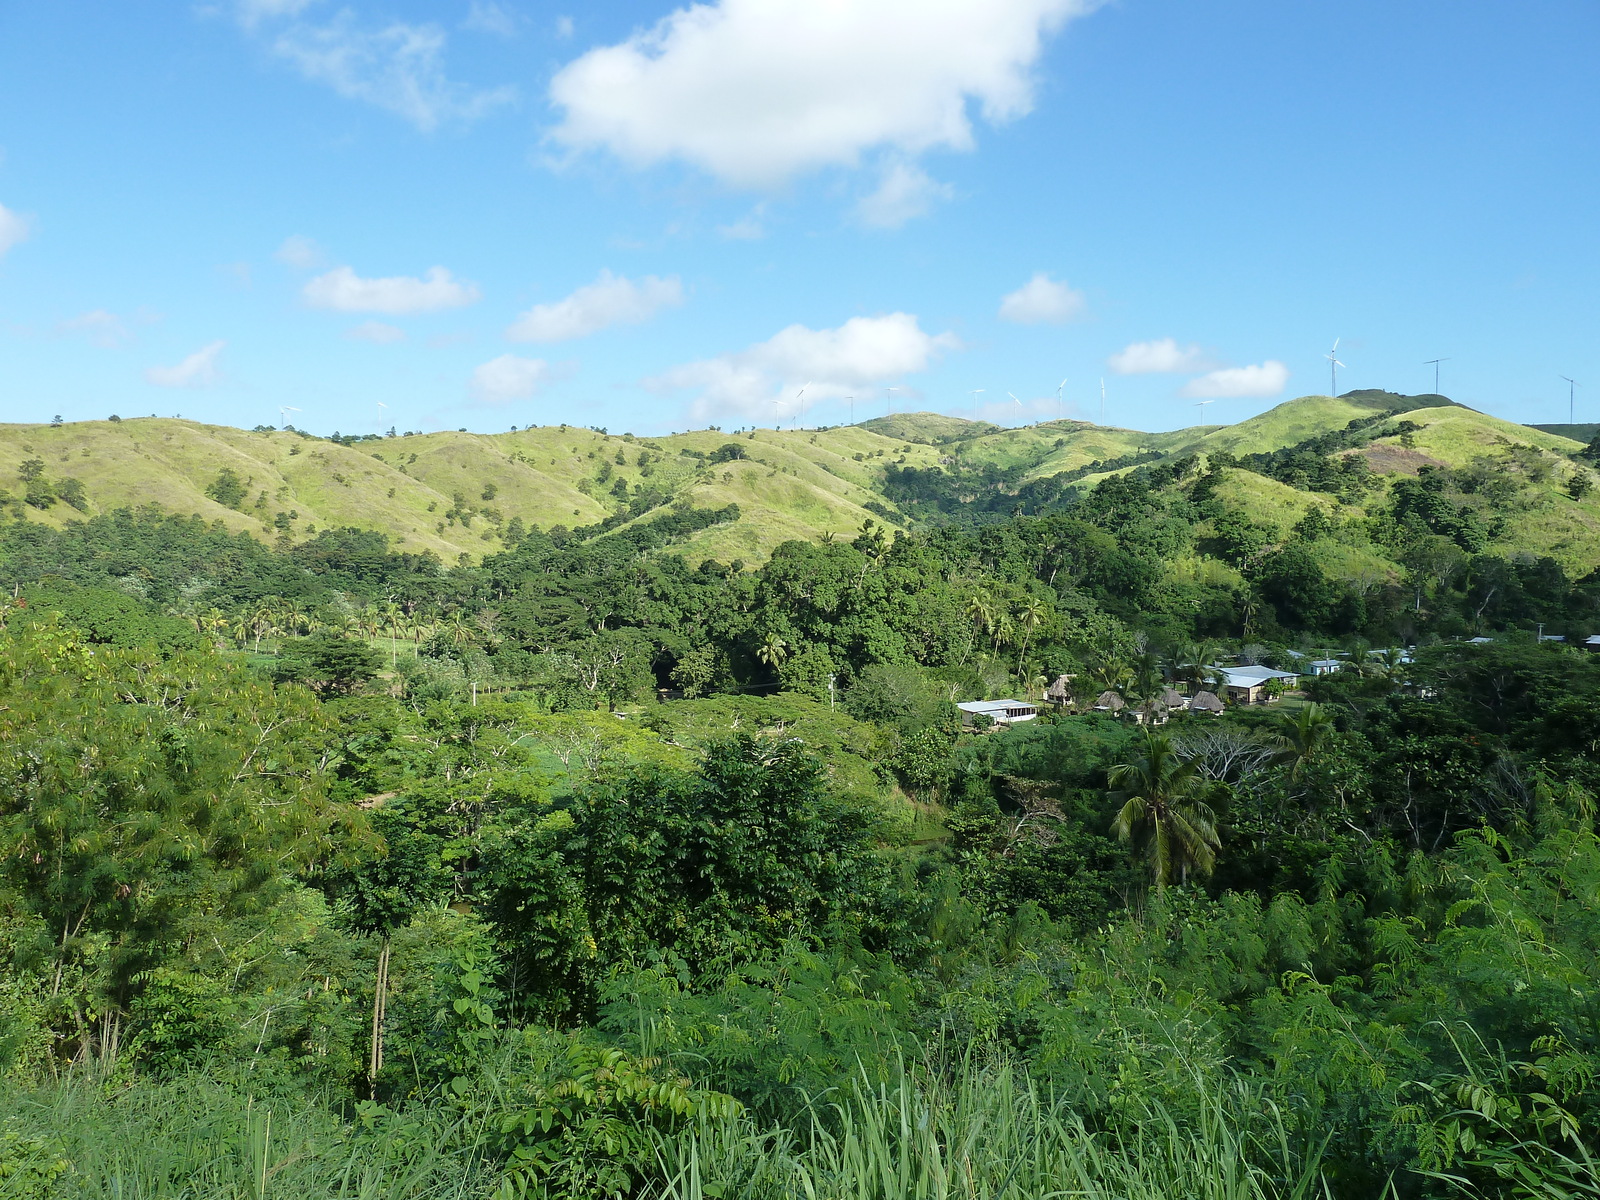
[1093,690,1126,712]
[1045,674,1075,704]
[1159,687,1189,710]
[1189,690,1225,714]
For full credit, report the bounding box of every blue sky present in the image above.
[1,0,1595,437]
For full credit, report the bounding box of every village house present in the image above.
[956,699,1038,729]
[1215,665,1300,705]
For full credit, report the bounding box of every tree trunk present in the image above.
[368,939,391,1097]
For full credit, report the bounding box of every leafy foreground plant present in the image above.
[652,1058,1332,1200]
[0,1071,497,1200]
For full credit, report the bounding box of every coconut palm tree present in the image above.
[962,590,996,667]
[1271,702,1335,780]
[1109,730,1221,889]
[1013,597,1047,683]
[379,600,405,667]
[755,633,789,669]
[443,610,475,648]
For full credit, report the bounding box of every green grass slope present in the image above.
[857,412,1000,444]
[0,419,943,566]
[6,394,1594,571]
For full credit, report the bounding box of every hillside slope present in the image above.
[3,392,1593,570]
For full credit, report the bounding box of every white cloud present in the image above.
[463,1,521,37]
[856,162,954,229]
[245,9,515,132]
[1181,360,1290,399]
[998,272,1086,324]
[275,234,324,269]
[471,354,550,403]
[0,202,31,257]
[506,269,683,343]
[717,206,766,240]
[59,310,132,348]
[235,0,318,30]
[145,341,226,388]
[1107,337,1215,375]
[650,312,958,421]
[548,0,1096,189]
[345,320,405,344]
[303,265,480,314]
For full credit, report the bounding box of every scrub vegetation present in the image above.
[1,397,1598,1197]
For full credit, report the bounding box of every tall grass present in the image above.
[0,1072,497,1200]
[652,1058,1331,1200]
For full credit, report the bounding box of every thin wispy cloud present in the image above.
[303,265,480,314]
[856,162,953,230]
[58,310,133,348]
[345,320,406,344]
[145,341,226,388]
[0,202,31,257]
[507,270,683,343]
[462,1,522,38]
[275,234,325,269]
[227,3,515,132]
[471,354,551,403]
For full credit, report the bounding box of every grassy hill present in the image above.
[4,390,1593,571]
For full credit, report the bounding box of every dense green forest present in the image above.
[1,421,1599,1197]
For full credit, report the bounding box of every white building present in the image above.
[957,699,1039,728]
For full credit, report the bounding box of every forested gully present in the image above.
[1,497,1598,1198]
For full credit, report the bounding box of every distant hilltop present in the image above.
[1,391,1596,576]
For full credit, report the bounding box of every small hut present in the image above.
[1158,686,1189,712]
[1045,674,1075,706]
[1093,690,1126,714]
[1189,690,1225,716]
[1134,698,1168,726]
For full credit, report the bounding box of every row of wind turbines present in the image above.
[1326,340,1582,423]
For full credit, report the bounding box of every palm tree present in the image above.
[380,600,405,667]
[962,590,996,667]
[444,610,475,648]
[755,633,789,669]
[1271,703,1334,780]
[1109,730,1221,889]
[1013,598,1047,683]
[1172,639,1224,693]
[249,601,278,653]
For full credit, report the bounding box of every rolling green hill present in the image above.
[4,390,1595,573]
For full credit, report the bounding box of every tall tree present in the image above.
[1109,731,1221,889]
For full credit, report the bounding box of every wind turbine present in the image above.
[846,395,855,424]
[1099,378,1106,426]
[1056,378,1068,423]
[968,389,985,410]
[1008,391,1024,422]
[1193,399,1216,420]
[1424,358,1449,394]
[1561,376,1580,424]
[791,383,808,428]
[1326,339,1345,396]
[376,400,387,432]
[885,386,899,417]
[279,405,301,429]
